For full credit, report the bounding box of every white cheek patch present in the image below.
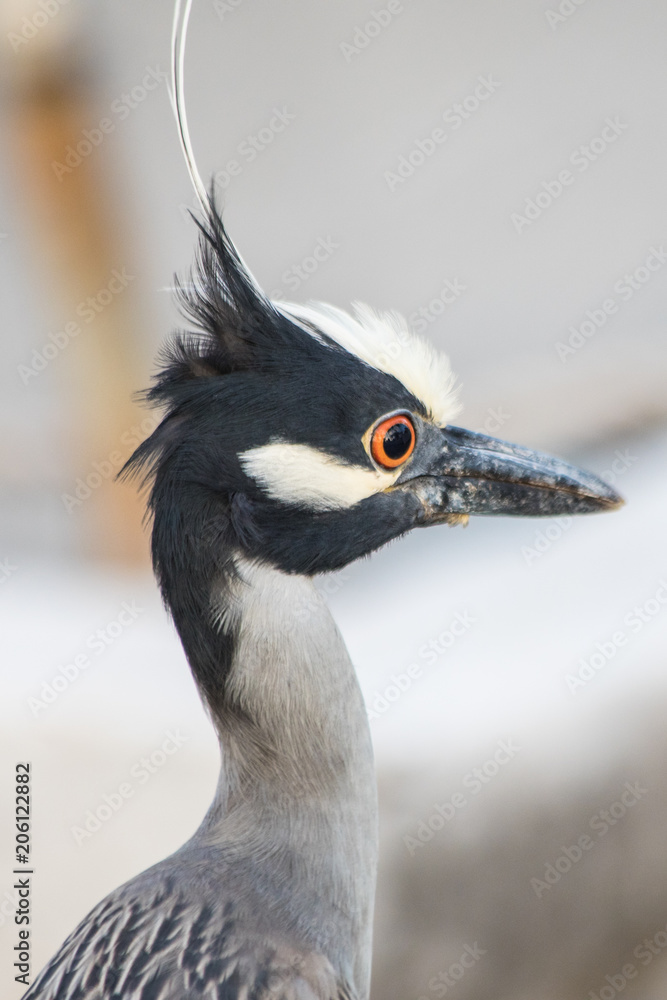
[239,441,401,511]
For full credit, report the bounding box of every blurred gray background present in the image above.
[1,1,666,998]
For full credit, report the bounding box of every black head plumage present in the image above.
[128,203,312,428]
[124,199,421,488]
[120,200,427,716]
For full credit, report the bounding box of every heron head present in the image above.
[124,205,622,578]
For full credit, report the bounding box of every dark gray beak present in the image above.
[404,425,624,522]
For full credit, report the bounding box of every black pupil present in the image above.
[383,421,412,460]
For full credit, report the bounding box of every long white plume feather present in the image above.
[170,0,265,295]
[171,0,208,216]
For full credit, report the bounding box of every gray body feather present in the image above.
[25,563,378,1000]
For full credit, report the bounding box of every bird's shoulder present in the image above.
[23,866,356,1000]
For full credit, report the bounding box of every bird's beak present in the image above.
[404,425,624,523]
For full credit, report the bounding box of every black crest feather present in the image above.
[120,195,318,491]
[148,198,283,403]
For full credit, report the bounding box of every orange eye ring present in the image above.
[370,414,416,469]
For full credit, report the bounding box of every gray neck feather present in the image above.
[193,557,378,998]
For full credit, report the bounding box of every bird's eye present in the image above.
[370,414,416,469]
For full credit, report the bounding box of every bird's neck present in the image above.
[187,557,378,997]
